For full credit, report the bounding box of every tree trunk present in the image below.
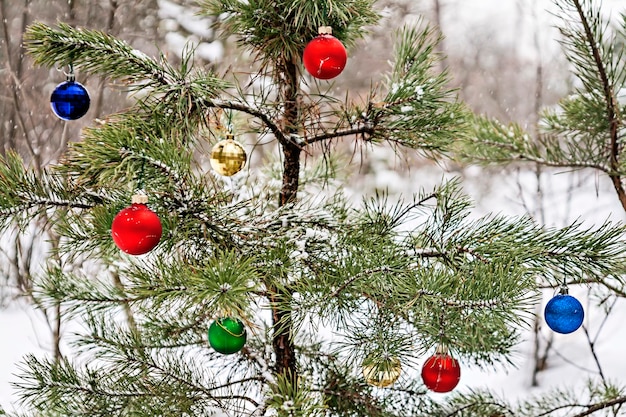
[273,56,300,380]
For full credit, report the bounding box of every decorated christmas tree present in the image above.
[1,0,626,415]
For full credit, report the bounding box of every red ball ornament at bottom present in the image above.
[111,195,162,255]
[421,348,461,393]
[303,26,347,80]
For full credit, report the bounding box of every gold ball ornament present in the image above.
[362,357,402,388]
[210,135,247,176]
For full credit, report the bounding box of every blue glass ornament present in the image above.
[50,80,90,120]
[544,293,584,334]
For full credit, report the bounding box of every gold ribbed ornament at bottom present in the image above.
[210,136,247,176]
[362,357,402,388]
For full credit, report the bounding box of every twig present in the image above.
[582,325,605,382]
[307,125,376,145]
[531,308,553,387]
[445,401,516,417]
[202,98,292,148]
[329,266,393,299]
[571,396,626,417]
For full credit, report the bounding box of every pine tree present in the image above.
[459,0,626,212]
[1,0,625,416]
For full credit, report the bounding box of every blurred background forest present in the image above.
[0,0,624,409]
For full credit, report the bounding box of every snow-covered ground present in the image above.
[0,302,50,409]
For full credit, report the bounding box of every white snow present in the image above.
[164,31,188,58]
[196,41,225,63]
[414,85,424,99]
[0,302,51,412]
[158,0,223,63]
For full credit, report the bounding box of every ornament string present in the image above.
[559,262,568,295]
[225,110,236,190]
[226,110,234,135]
[137,155,146,195]
[65,64,75,82]
[437,308,446,349]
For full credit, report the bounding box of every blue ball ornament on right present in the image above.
[544,293,584,334]
[50,80,91,121]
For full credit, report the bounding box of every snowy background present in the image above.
[1,0,626,411]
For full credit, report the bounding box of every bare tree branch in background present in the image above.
[0,0,164,360]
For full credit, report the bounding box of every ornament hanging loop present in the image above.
[136,155,146,194]
[559,263,569,295]
[226,110,234,135]
[64,64,75,82]
[437,306,447,344]
[435,343,449,355]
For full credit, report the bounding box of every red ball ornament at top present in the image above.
[421,345,461,393]
[303,26,347,80]
[111,194,162,255]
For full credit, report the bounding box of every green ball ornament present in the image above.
[208,317,247,354]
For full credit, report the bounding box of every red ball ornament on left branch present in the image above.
[303,26,347,80]
[111,194,162,255]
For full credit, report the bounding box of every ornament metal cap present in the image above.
[131,194,149,204]
[318,26,333,35]
[435,344,449,355]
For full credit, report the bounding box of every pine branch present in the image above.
[444,401,516,417]
[199,0,379,70]
[515,153,608,171]
[24,22,170,86]
[456,0,626,213]
[24,22,305,153]
[329,266,394,298]
[0,152,106,234]
[458,115,615,172]
[307,125,376,145]
[568,0,626,209]
[436,380,626,417]
[0,198,94,216]
[533,397,626,417]
[376,24,466,152]
[200,97,290,146]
